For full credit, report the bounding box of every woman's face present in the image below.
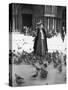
[40,24,43,29]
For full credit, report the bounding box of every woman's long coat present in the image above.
[34,28,48,56]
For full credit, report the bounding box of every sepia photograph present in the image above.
[9,3,67,87]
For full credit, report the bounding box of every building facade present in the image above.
[9,3,66,34]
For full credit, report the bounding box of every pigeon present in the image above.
[58,65,62,73]
[32,63,41,71]
[43,63,47,68]
[32,71,38,78]
[36,66,41,71]
[40,68,48,79]
[15,73,24,85]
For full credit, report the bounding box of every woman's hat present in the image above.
[36,20,43,25]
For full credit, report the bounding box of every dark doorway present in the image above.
[22,14,32,27]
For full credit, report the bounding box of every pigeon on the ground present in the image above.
[32,71,38,78]
[43,63,47,68]
[40,68,48,79]
[15,73,24,85]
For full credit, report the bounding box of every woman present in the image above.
[34,20,48,56]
